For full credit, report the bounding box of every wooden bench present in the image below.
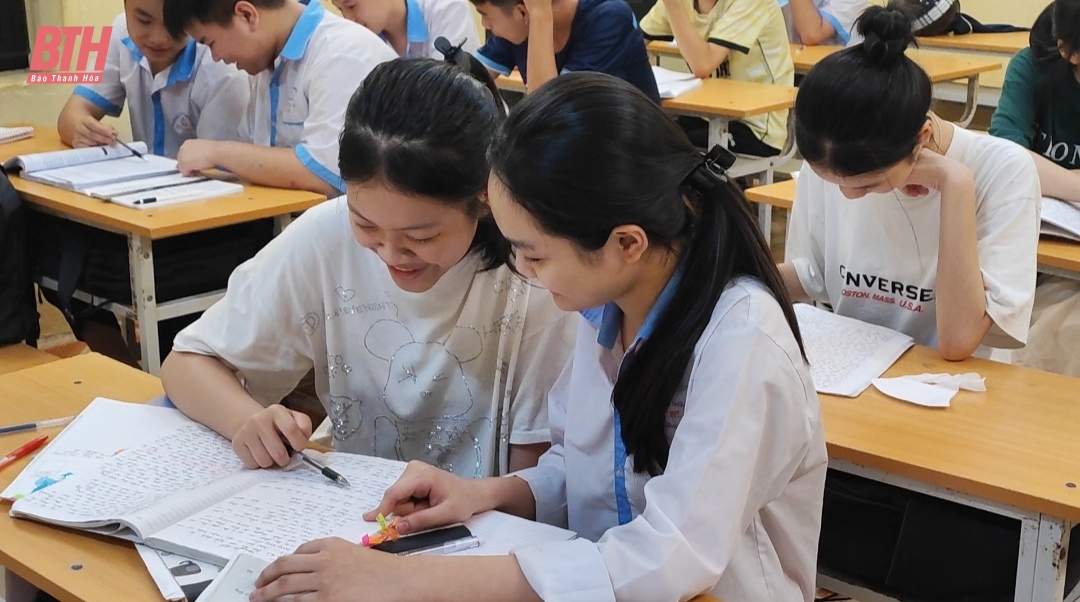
[0,344,57,376]
[746,179,1080,281]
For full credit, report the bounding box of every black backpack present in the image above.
[0,168,40,346]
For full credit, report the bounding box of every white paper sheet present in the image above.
[871,372,986,407]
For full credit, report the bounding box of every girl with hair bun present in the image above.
[780,5,1051,598]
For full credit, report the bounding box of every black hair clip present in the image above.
[435,36,470,69]
[682,144,736,192]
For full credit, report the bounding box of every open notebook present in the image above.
[8,399,576,567]
[1,142,241,208]
[1041,197,1080,243]
[652,65,702,99]
[795,303,915,397]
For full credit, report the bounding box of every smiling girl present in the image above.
[160,56,576,479]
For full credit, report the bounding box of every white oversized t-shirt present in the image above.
[786,126,1041,352]
[173,197,577,478]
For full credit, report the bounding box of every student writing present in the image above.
[250,72,827,602]
[162,0,397,195]
[161,56,576,478]
[780,6,1047,600]
[57,0,249,157]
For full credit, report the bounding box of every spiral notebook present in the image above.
[0,126,33,145]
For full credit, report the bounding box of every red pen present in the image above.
[0,435,49,472]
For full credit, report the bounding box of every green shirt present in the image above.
[991,47,1080,170]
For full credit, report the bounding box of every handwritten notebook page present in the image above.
[2,398,207,500]
[794,303,914,397]
[149,453,407,564]
[1041,197,1080,242]
[2,142,147,173]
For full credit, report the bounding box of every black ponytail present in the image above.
[488,73,804,475]
[337,57,510,270]
[796,3,933,177]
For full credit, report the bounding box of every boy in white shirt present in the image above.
[777,0,866,46]
[57,0,249,157]
[162,0,397,196]
[333,0,480,57]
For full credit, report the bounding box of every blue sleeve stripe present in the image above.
[73,86,122,116]
[476,51,512,75]
[296,144,345,194]
[820,11,850,44]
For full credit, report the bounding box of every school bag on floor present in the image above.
[0,168,40,346]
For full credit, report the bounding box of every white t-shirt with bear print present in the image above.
[173,196,577,478]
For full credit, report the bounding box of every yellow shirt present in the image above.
[641,0,794,150]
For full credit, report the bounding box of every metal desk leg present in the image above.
[274,213,294,236]
[958,75,981,128]
[707,117,732,150]
[1026,515,1071,602]
[128,234,161,375]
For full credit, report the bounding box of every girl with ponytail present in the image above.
[782,5,1051,599]
[250,72,827,602]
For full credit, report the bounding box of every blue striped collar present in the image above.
[281,0,325,61]
[582,263,685,350]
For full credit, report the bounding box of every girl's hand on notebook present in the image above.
[232,405,313,469]
[252,537,407,602]
[72,116,116,149]
[364,461,483,535]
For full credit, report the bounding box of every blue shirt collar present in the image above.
[281,0,325,61]
[405,0,429,43]
[587,263,685,350]
[122,36,198,86]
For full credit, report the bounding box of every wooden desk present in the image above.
[1,127,327,373]
[0,353,165,602]
[816,345,1080,602]
[0,345,58,376]
[746,179,1080,281]
[917,31,1029,56]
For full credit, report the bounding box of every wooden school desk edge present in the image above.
[0,344,59,376]
[0,353,166,602]
[2,126,327,240]
[744,179,1080,274]
[916,31,1029,55]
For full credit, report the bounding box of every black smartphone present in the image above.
[371,524,474,555]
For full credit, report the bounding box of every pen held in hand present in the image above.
[113,137,145,159]
[283,441,351,487]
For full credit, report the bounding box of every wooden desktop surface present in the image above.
[745,179,1080,275]
[0,354,724,602]
[0,345,58,376]
[916,31,1029,55]
[0,354,164,602]
[496,70,795,119]
[647,41,1001,82]
[1,127,326,239]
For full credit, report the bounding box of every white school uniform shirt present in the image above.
[511,275,828,602]
[172,197,577,478]
[776,0,866,46]
[73,14,249,158]
[240,0,396,194]
[786,126,1041,353]
[389,0,480,58]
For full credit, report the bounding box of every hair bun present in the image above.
[856,4,916,64]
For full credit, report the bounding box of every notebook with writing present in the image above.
[1041,197,1080,243]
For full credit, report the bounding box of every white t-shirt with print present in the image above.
[786,126,1041,352]
[173,197,577,478]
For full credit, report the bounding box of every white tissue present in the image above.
[871,372,985,408]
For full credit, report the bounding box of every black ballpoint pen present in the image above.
[284,441,351,486]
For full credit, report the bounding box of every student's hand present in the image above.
[251,537,409,602]
[231,405,313,469]
[71,116,116,148]
[176,139,222,175]
[364,461,484,535]
[901,148,974,198]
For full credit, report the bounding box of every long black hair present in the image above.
[337,54,510,270]
[488,73,804,475]
[795,3,933,176]
[1030,0,1080,93]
